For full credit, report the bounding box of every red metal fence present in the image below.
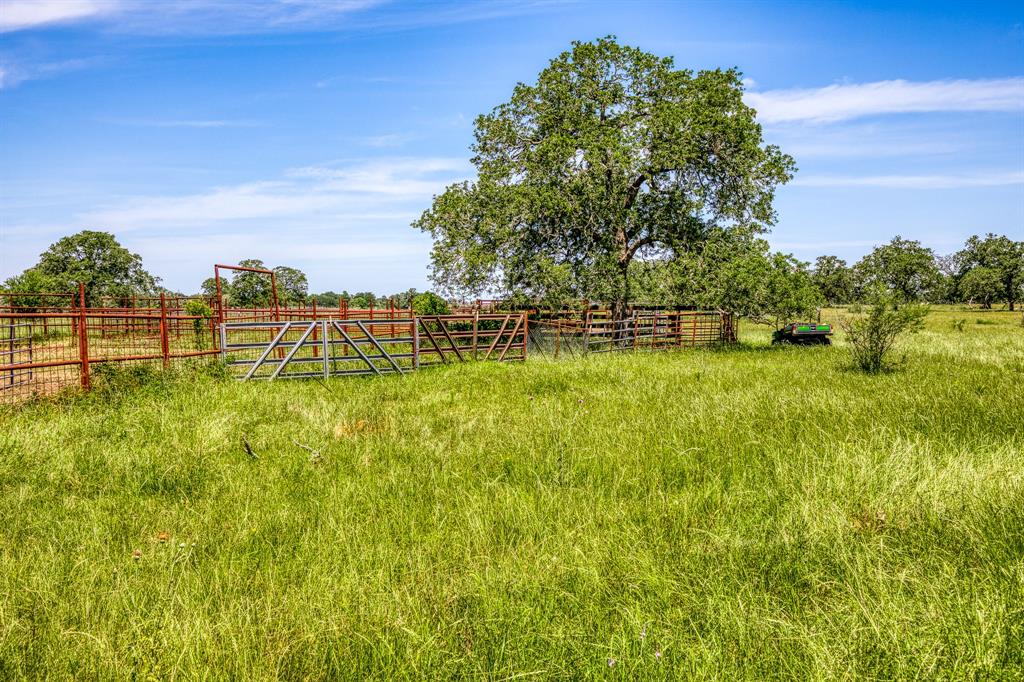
[529,311,738,357]
[2,285,733,404]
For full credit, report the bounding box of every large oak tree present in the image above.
[957,233,1024,311]
[415,37,794,317]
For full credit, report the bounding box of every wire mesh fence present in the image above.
[528,311,737,357]
[2,284,732,404]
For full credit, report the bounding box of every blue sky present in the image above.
[1,0,1022,294]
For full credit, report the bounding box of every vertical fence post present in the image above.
[312,299,320,358]
[159,292,170,369]
[77,282,90,389]
[412,317,420,371]
[322,320,330,378]
[472,310,479,361]
[523,313,528,361]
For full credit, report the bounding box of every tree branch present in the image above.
[624,173,647,209]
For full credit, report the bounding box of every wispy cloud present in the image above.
[0,0,118,33]
[81,157,470,228]
[100,118,263,128]
[792,171,1024,189]
[764,121,964,159]
[1,0,565,36]
[353,133,417,148]
[0,0,382,35]
[0,57,99,89]
[747,78,1024,124]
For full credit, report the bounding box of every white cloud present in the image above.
[355,133,417,148]
[0,57,98,89]
[101,118,262,128]
[747,78,1024,124]
[0,0,117,32]
[81,157,470,228]
[764,121,965,159]
[0,0,558,36]
[792,171,1024,189]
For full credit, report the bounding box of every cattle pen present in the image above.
[1,279,736,404]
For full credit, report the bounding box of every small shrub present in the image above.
[952,319,966,332]
[841,298,927,373]
[184,299,214,348]
[411,292,450,316]
[91,362,167,397]
[90,360,228,400]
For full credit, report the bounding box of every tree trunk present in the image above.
[611,259,630,327]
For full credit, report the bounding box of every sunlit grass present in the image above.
[0,307,1021,678]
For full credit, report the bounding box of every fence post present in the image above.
[77,282,90,389]
[472,310,479,361]
[312,299,320,358]
[522,313,528,361]
[322,320,330,378]
[412,317,420,370]
[160,292,170,369]
[583,310,592,354]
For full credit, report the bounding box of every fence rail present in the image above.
[529,311,737,357]
[220,313,528,381]
[2,284,732,403]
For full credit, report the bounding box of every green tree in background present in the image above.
[957,233,1024,310]
[2,267,58,310]
[958,266,1003,308]
[228,259,273,307]
[200,277,218,298]
[309,291,345,307]
[19,230,160,305]
[348,292,377,309]
[272,266,308,305]
[812,255,853,305]
[411,292,451,316]
[670,230,821,325]
[853,236,940,304]
[207,260,307,308]
[415,36,794,318]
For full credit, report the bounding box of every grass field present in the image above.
[1,308,1021,678]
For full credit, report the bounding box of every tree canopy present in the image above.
[853,236,940,304]
[957,233,1024,311]
[272,266,309,306]
[668,230,821,324]
[415,36,794,316]
[9,230,160,305]
[202,260,308,308]
[812,255,853,306]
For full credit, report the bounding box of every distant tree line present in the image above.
[809,233,1023,311]
[1,232,451,315]
[5,230,1019,320]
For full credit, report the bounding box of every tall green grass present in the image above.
[0,309,1021,678]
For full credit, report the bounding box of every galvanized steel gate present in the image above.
[221,319,418,379]
[220,314,529,380]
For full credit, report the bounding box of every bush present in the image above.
[411,292,450,316]
[184,299,214,348]
[842,298,927,373]
[90,360,228,400]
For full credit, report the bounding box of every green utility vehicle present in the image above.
[772,322,833,345]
